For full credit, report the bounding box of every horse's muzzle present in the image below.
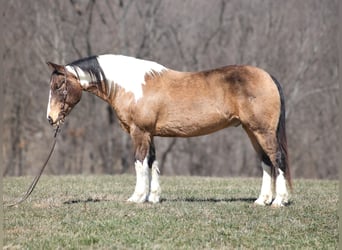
[47,114,65,127]
[47,116,54,126]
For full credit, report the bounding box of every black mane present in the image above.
[69,56,107,85]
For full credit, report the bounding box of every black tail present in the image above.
[270,75,292,190]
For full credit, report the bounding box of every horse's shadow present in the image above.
[161,197,256,203]
[161,197,293,206]
[63,197,103,204]
[63,197,256,205]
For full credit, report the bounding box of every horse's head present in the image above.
[46,62,82,127]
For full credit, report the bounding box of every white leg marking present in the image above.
[127,158,150,203]
[147,161,161,203]
[271,169,289,207]
[255,162,273,206]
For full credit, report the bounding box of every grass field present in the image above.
[3,175,338,249]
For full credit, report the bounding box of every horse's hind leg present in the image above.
[272,168,288,207]
[243,127,273,205]
[256,162,273,205]
[253,130,289,207]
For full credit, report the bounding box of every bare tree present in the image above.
[2,0,339,179]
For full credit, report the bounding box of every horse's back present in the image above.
[135,65,280,137]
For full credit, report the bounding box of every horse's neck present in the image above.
[65,65,115,102]
[67,54,168,104]
[84,80,116,104]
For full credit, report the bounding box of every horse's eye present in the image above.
[54,82,64,90]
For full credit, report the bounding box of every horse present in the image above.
[46,54,292,207]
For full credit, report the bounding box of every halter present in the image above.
[62,66,68,106]
[56,67,68,124]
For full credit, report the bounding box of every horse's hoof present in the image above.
[270,200,288,208]
[270,203,284,208]
[148,194,160,204]
[271,197,288,208]
[254,197,272,206]
[127,194,147,203]
[254,199,266,206]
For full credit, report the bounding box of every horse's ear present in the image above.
[47,62,65,73]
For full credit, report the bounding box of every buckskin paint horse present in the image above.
[46,54,291,207]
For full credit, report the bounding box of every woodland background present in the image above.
[1,0,339,179]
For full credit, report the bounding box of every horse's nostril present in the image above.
[47,116,53,125]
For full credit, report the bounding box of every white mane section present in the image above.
[65,65,94,88]
[97,55,167,101]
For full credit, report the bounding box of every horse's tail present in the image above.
[270,75,292,190]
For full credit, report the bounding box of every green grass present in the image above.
[3,175,338,249]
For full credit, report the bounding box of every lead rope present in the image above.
[6,126,60,207]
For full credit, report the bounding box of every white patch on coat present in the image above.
[127,157,162,203]
[148,161,161,203]
[255,162,273,206]
[127,157,150,203]
[272,169,289,207]
[97,55,167,101]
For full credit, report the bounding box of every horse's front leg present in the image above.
[127,157,150,203]
[147,143,161,203]
[127,128,161,203]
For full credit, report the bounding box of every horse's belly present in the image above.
[155,113,239,137]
